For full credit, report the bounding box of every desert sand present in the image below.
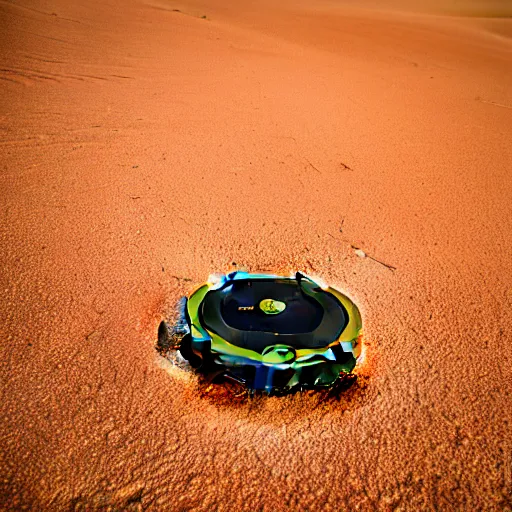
[1,0,511,509]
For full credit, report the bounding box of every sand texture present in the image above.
[1,0,512,510]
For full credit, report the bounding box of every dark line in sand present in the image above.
[152,7,208,19]
[477,99,512,110]
[170,275,193,282]
[304,157,321,174]
[328,233,397,272]
[351,244,397,271]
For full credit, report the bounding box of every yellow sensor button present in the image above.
[259,299,286,315]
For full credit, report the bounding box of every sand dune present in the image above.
[1,0,511,509]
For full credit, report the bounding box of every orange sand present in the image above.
[1,0,511,509]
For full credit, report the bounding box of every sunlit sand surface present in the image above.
[1,0,511,509]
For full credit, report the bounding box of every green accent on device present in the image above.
[259,298,286,315]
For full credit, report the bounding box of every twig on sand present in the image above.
[304,157,321,174]
[306,259,316,271]
[327,233,397,272]
[171,8,208,20]
[170,275,193,282]
[340,162,354,171]
[328,232,350,244]
[476,98,512,110]
[351,245,396,272]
